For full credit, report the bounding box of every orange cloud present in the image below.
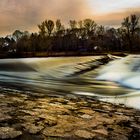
[0,0,93,36]
[0,0,139,36]
[94,8,140,27]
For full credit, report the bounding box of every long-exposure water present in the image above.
[0,55,140,109]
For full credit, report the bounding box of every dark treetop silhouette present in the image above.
[0,14,140,58]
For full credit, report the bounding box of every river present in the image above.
[0,55,140,109]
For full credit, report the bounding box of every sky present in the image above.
[0,0,140,36]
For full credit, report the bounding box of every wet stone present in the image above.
[107,125,132,137]
[22,123,44,134]
[80,114,93,119]
[44,116,57,127]
[74,130,96,139]
[65,94,78,100]
[43,127,71,137]
[49,98,68,104]
[109,133,128,140]
[0,113,12,122]
[92,129,108,136]
[0,92,139,140]
[0,127,22,139]
[78,108,95,115]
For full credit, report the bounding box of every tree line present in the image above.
[0,14,140,57]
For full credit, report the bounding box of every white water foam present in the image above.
[96,55,140,90]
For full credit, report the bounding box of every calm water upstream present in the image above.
[0,55,140,109]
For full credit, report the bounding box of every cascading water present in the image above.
[0,55,139,109]
[97,55,140,89]
[96,55,140,109]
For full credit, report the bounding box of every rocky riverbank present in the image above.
[0,91,139,140]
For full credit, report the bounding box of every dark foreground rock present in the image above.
[0,92,139,140]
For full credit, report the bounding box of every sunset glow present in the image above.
[88,0,140,14]
[0,0,140,36]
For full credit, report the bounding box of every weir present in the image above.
[0,55,140,109]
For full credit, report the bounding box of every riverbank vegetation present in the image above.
[0,14,140,58]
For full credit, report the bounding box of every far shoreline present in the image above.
[0,51,131,59]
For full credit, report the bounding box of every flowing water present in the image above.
[0,55,140,109]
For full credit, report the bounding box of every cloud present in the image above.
[95,8,140,27]
[89,0,140,14]
[0,0,93,36]
[0,0,140,36]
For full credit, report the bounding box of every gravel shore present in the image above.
[0,91,139,140]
